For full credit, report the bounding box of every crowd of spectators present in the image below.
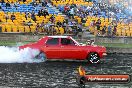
[0,0,85,37]
[57,0,132,36]
[32,14,83,36]
[0,0,132,37]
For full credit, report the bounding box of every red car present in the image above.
[19,36,107,63]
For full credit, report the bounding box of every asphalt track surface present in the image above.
[0,54,132,88]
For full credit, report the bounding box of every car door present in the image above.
[44,38,61,59]
[60,38,85,59]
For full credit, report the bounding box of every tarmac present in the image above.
[0,53,131,88]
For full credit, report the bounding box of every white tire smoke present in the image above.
[0,46,45,63]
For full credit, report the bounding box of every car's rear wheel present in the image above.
[88,52,100,64]
[34,52,47,62]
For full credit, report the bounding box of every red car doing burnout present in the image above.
[19,36,107,63]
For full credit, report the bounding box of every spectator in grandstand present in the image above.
[0,5,1,10]
[69,8,75,19]
[56,21,62,27]
[14,1,20,9]
[54,26,59,34]
[108,24,112,36]
[89,20,96,34]
[54,0,59,3]
[70,3,76,9]
[5,13,9,22]
[68,26,73,34]
[64,4,70,15]
[10,13,16,22]
[63,20,67,26]
[127,17,132,23]
[27,20,32,29]
[31,11,36,22]
[23,0,26,3]
[77,23,83,39]
[112,26,117,36]
[72,24,78,36]
[40,20,45,32]
[94,11,99,17]
[25,12,31,20]
[51,25,56,35]
[59,26,65,35]
[102,25,107,36]
[0,16,1,22]
[50,14,55,23]
[90,20,96,27]
[78,5,84,12]
[35,23,40,35]
[109,11,115,18]
[1,0,5,5]
[63,24,68,33]
[22,21,26,26]
[112,20,117,27]
[81,17,86,26]
[38,10,42,17]
[6,1,11,9]
[41,0,47,7]
[72,19,77,25]
[96,19,101,35]
[89,11,93,16]
[32,1,38,7]
[82,11,87,18]
[68,20,73,26]
[74,5,78,13]
[43,8,49,18]
[44,21,51,34]
[64,16,69,24]
[86,5,92,11]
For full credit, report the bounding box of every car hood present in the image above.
[80,44,106,52]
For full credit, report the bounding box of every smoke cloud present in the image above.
[0,46,44,63]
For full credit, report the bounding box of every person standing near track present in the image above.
[78,66,86,88]
[96,19,101,36]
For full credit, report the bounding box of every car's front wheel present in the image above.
[88,52,100,64]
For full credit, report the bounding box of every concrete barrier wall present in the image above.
[107,47,132,53]
[0,34,43,42]
[95,36,132,44]
[0,34,132,44]
[19,35,43,42]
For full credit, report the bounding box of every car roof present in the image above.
[47,36,70,38]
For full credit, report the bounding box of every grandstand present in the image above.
[0,0,132,37]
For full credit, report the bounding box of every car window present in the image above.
[61,38,75,45]
[46,38,59,45]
